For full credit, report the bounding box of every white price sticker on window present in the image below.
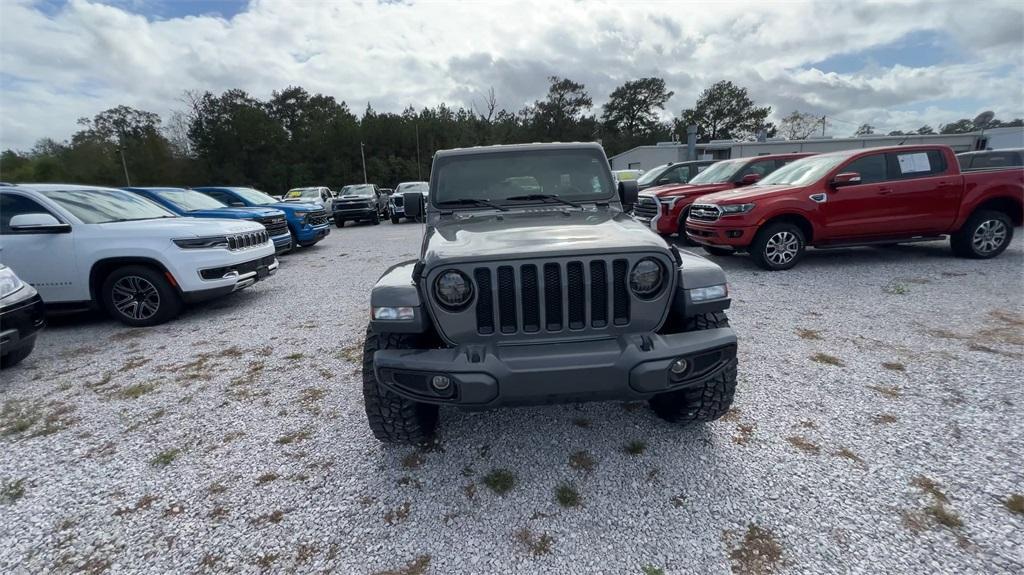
[898,152,931,174]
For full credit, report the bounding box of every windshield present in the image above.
[686,159,745,184]
[286,188,319,199]
[636,164,671,185]
[434,149,615,205]
[155,189,226,211]
[340,184,375,196]
[233,188,278,204]
[757,155,846,187]
[396,182,429,194]
[40,188,176,224]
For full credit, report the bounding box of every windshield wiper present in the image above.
[436,198,508,211]
[504,194,581,208]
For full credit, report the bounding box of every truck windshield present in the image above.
[39,188,176,224]
[340,185,375,196]
[286,188,318,198]
[757,155,846,187]
[155,189,227,211]
[636,164,671,185]
[232,188,279,205]
[434,149,615,205]
[686,159,744,184]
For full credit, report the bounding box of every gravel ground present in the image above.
[1,221,1022,575]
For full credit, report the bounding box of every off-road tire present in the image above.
[370,211,381,225]
[362,329,439,443]
[702,245,734,257]
[749,222,806,271]
[950,209,1013,259]
[100,265,182,327]
[391,215,401,224]
[649,312,737,424]
[1,342,35,368]
[334,217,345,228]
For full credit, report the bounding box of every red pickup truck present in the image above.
[633,152,813,237]
[685,145,1023,270]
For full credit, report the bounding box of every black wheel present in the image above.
[950,210,1013,259]
[101,265,182,327]
[675,210,698,246]
[649,312,737,424]
[749,222,805,270]
[362,328,439,443]
[702,246,734,257]
[391,215,401,224]
[334,217,345,228]
[1,342,35,368]
[370,211,381,225]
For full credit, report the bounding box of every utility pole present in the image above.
[821,116,826,137]
[360,142,367,184]
[415,124,422,181]
[117,147,131,186]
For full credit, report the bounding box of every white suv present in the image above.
[0,184,279,327]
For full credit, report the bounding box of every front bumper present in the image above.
[685,221,757,248]
[1,292,45,357]
[295,223,331,243]
[333,207,377,220]
[184,256,278,303]
[271,232,293,253]
[373,328,737,407]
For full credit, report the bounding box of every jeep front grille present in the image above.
[227,230,269,250]
[633,196,659,220]
[392,195,404,207]
[689,204,721,222]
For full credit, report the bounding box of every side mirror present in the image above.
[831,172,862,188]
[9,213,70,233]
[618,180,638,209]
[739,173,761,185]
[404,192,424,218]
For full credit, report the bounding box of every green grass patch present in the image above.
[554,483,580,508]
[482,469,516,495]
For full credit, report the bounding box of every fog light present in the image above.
[431,375,451,391]
[670,358,689,375]
[727,230,743,238]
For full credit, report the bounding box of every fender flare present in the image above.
[369,260,430,333]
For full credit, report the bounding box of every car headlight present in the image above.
[0,267,25,300]
[629,258,664,299]
[373,306,415,320]
[173,236,230,249]
[719,203,755,214]
[434,270,474,310]
[689,284,728,302]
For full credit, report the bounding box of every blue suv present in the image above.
[124,187,293,253]
[193,187,331,248]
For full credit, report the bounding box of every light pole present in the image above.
[360,142,367,184]
[415,124,422,181]
[117,147,131,186]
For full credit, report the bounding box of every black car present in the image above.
[636,160,718,191]
[1,264,45,368]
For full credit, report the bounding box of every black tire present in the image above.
[334,217,345,228]
[749,222,806,271]
[950,209,1013,259]
[100,265,182,327]
[702,246,734,257]
[370,211,381,225]
[1,342,35,369]
[362,329,439,444]
[649,312,737,424]
[391,215,401,224]
[675,209,698,246]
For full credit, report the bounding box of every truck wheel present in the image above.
[649,312,737,424]
[101,265,182,327]
[391,215,401,224]
[950,210,1013,259]
[334,217,345,228]
[676,210,698,246]
[362,329,439,443]
[750,222,805,270]
[702,246,733,257]
[370,211,381,225]
[1,342,35,369]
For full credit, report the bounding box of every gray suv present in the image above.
[332,184,388,227]
[362,143,738,443]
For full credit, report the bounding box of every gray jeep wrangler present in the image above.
[363,143,738,443]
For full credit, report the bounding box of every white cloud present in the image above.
[1,0,1022,150]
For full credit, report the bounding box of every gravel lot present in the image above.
[1,221,1022,575]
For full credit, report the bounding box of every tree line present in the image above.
[2,77,1018,193]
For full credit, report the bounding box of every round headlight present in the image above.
[629,258,664,299]
[434,270,474,310]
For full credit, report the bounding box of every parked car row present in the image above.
[632,145,1022,271]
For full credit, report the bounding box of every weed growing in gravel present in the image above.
[118,382,157,399]
[208,482,228,494]
[569,451,596,472]
[833,448,866,468]
[256,473,279,485]
[867,385,902,399]
[641,566,666,575]
[199,554,221,568]
[721,408,742,422]
[882,362,906,371]
[373,554,431,575]
[883,281,909,295]
[250,509,286,526]
[295,544,317,565]
[1,399,41,436]
[796,328,822,340]
[572,417,592,428]
[112,494,158,516]
[925,501,963,529]
[337,342,363,363]
[285,352,304,360]
[31,402,79,437]
[397,476,422,489]
[401,452,425,469]
[254,553,279,569]
[786,436,820,455]
[555,483,581,508]
[482,469,516,495]
[1003,494,1024,515]
[911,476,948,503]
[625,440,647,455]
[1,478,26,504]
[462,482,476,500]
[276,430,311,445]
[811,352,844,367]
[727,524,783,575]
[383,501,411,524]
[733,424,755,445]
[151,448,181,467]
[209,507,229,519]
[515,528,554,556]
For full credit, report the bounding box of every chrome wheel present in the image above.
[971,219,1007,255]
[764,231,800,265]
[111,276,161,321]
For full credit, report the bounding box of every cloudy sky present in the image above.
[1,0,1022,150]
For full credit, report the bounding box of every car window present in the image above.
[0,193,59,234]
[841,154,888,184]
[970,151,1023,170]
[735,160,777,180]
[956,155,973,170]
[154,189,226,211]
[887,150,947,179]
[203,190,234,204]
[38,188,175,224]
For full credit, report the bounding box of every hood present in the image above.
[422,208,668,268]
[336,193,374,199]
[643,182,734,198]
[260,202,320,213]
[187,206,283,219]
[96,217,264,237]
[698,184,807,205]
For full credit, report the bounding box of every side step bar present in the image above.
[815,235,946,250]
